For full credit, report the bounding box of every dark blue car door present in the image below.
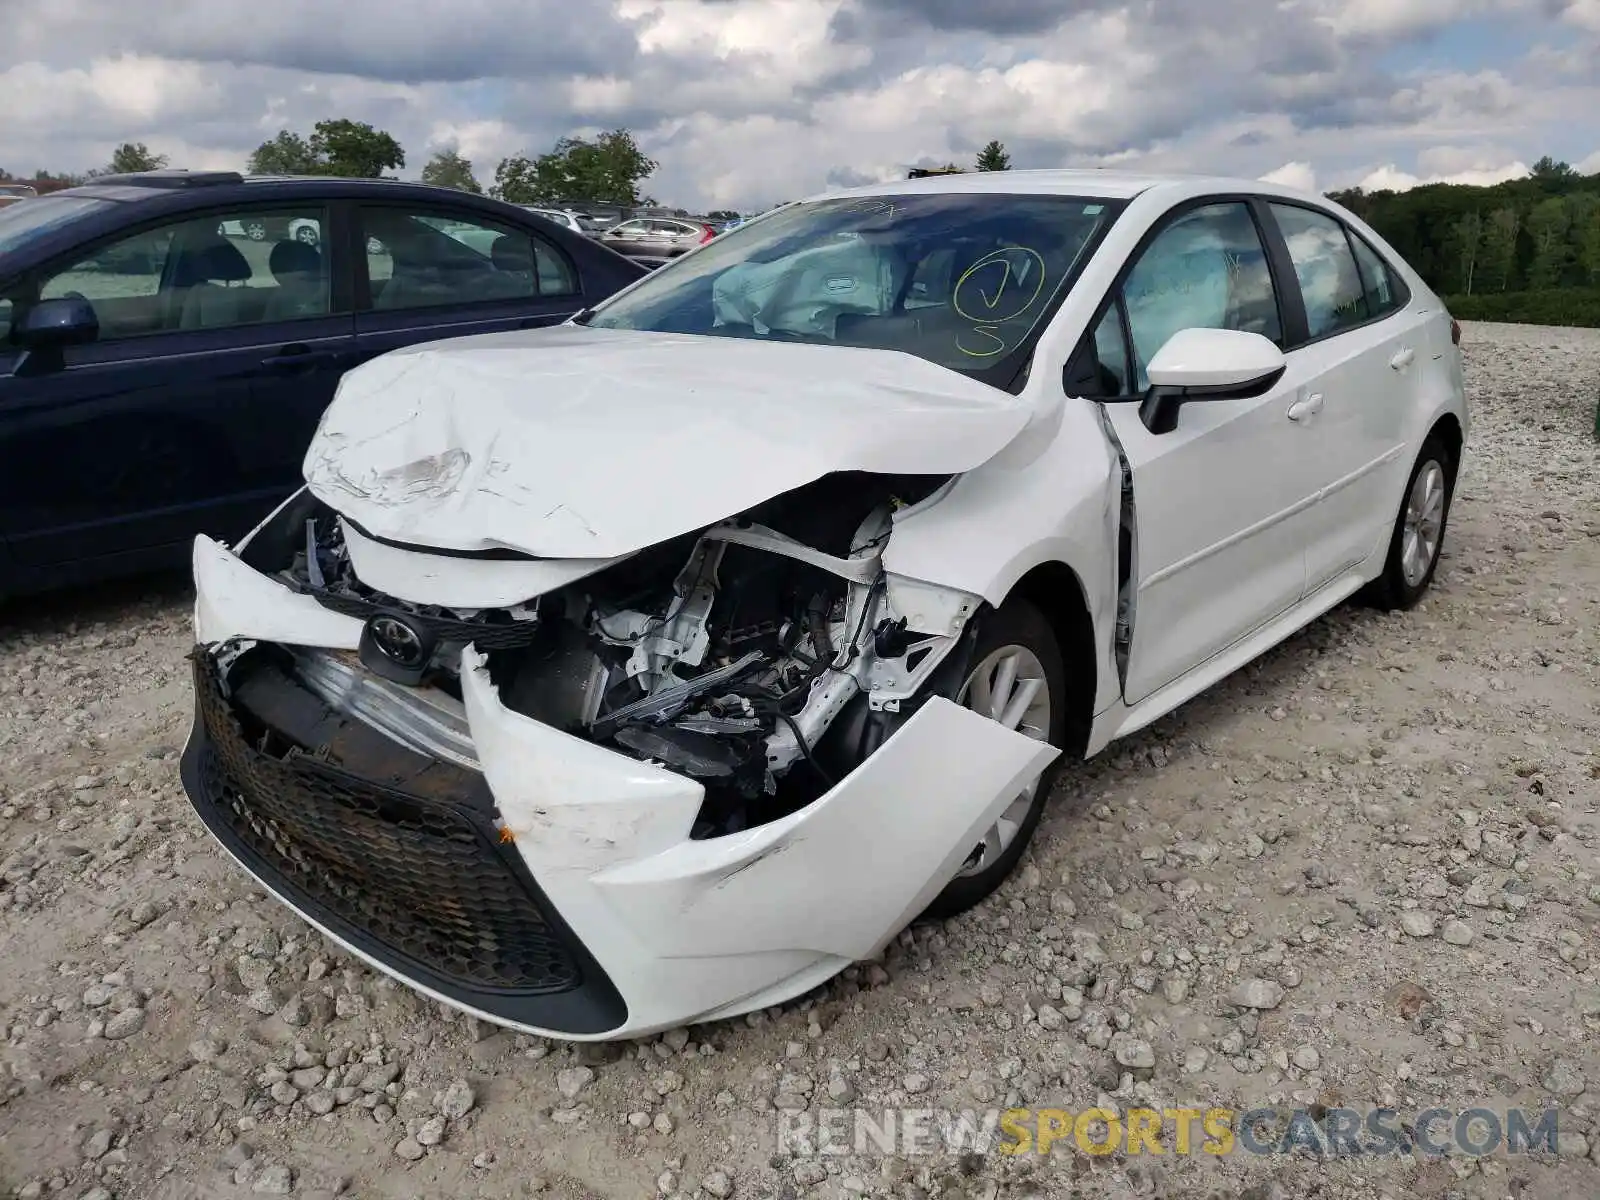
[0,202,355,572]
[351,201,586,366]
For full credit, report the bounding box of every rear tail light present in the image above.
[1449,317,1461,346]
[699,224,716,244]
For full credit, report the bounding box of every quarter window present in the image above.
[1347,231,1404,318]
[33,208,330,339]
[1119,202,1281,391]
[1090,305,1131,395]
[361,207,576,310]
[1268,203,1368,339]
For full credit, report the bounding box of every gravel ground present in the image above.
[1,320,1597,1200]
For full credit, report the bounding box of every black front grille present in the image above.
[312,592,541,651]
[191,653,578,994]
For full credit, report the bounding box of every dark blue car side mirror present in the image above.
[12,296,98,376]
[16,296,100,350]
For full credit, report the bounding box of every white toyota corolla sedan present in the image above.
[181,170,1467,1040]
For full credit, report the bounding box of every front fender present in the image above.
[882,396,1122,717]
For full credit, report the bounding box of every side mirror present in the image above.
[1138,327,1285,435]
[16,296,100,351]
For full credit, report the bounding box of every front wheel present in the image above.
[921,597,1067,921]
[1360,433,1456,611]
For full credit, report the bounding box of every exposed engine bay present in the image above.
[251,473,980,838]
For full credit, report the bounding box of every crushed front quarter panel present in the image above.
[457,646,1060,1035]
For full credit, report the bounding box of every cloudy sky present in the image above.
[4,0,1599,210]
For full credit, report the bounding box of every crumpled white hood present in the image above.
[303,326,1034,559]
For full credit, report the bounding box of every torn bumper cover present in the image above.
[181,546,1058,1041]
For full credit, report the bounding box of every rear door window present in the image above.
[360,206,577,309]
[1268,203,1369,340]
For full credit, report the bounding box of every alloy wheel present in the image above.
[1401,459,1446,587]
[954,645,1053,877]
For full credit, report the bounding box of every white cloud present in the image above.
[1356,160,1531,191]
[1578,148,1600,173]
[1259,161,1318,191]
[0,55,218,129]
[2,0,1598,210]
[425,119,520,167]
[1564,0,1600,30]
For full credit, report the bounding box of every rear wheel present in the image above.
[1361,433,1456,611]
[920,597,1066,921]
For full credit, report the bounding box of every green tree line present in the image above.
[1329,156,1600,326]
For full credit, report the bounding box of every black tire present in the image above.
[1360,432,1457,612]
[920,596,1068,921]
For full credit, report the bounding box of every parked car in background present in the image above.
[601,216,717,258]
[521,207,586,235]
[0,169,648,599]
[0,184,38,210]
[576,213,619,237]
[181,170,1466,1040]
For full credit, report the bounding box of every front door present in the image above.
[1074,200,1322,703]
[0,203,353,568]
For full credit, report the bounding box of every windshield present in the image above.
[0,195,112,257]
[584,192,1123,386]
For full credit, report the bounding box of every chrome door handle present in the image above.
[1287,393,1323,421]
[1389,346,1415,370]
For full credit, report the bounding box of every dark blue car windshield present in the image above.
[0,196,114,257]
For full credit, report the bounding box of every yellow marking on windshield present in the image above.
[956,325,1008,357]
[953,247,1046,323]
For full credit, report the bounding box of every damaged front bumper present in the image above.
[180,536,1058,1040]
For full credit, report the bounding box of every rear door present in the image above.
[0,201,354,567]
[1261,202,1419,593]
[352,202,584,366]
[658,219,704,256]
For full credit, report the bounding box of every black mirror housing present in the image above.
[16,296,99,350]
[1138,364,1286,435]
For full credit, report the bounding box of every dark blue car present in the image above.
[0,171,648,600]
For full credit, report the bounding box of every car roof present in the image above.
[803,168,1322,204]
[51,171,504,207]
[0,170,637,281]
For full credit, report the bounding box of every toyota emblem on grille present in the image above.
[368,615,427,668]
